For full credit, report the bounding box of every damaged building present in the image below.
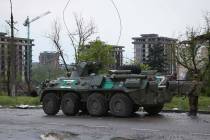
[0,32,34,91]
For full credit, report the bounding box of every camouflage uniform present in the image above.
[188,79,200,116]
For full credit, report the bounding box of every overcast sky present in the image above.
[1,0,210,63]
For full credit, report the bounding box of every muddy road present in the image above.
[0,109,210,140]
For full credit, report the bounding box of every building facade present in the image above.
[0,32,33,86]
[132,34,177,74]
[112,45,124,69]
[39,51,60,69]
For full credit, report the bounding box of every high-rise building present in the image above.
[112,45,124,69]
[132,34,177,74]
[0,32,34,88]
[39,51,60,68]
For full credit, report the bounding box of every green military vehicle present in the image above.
[39,62,177,117]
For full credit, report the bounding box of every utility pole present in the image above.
[8,0,16,96]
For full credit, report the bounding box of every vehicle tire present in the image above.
[143,104,164,115]
[42,93,60,116]
[61,93,79,116]
[109,94,133,117]
[118,65,141,74]
[87,93,108,116]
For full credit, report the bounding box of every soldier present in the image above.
[188,74,200,116]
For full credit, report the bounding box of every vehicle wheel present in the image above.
[42,93,60,116]
[109,94,133,117]
[61,93,79,116]
[143,104,164,115]
[87,93,108,116]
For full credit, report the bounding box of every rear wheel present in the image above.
[42,93,60,116]
[61,93,79,116]
[87,93,108,116]
[143,104,164,115]
[109,94,133,117]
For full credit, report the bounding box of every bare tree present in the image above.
[204,12,210,33]
[202,12,210,64]
[48,20,62,49]
[67,14,96,63]
[193,13,210,79]
[48,14,96,65]
[175,28,208,79]
[174,28,208,116]
[47,20,69,74]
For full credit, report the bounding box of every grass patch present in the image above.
[164,96,210,111]
[0,96,40,107]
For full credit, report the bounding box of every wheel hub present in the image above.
[115,101,122,112]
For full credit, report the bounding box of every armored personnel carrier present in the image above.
[39,62,177,117]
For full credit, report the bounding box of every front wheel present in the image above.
[143,104,164,115]
[42,93,60,116]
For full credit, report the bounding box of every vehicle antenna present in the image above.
[56,44,70,76]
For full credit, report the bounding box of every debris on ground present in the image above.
[40,131,79,140]
[40,132,63,140]
[16,104,42,109]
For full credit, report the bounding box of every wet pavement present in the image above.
[0,109,210,140]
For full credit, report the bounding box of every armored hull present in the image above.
[40,62,176,117]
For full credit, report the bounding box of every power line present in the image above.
[109,0,122,45]
[62,0,123,45]
[62,0,72,37]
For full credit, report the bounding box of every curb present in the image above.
[0,106,210,114]
[162,110,210,114]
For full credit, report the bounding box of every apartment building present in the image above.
[0,32,34,88]
[39,51,60,69]
[132,34,177,74]
[112,45,124,69]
